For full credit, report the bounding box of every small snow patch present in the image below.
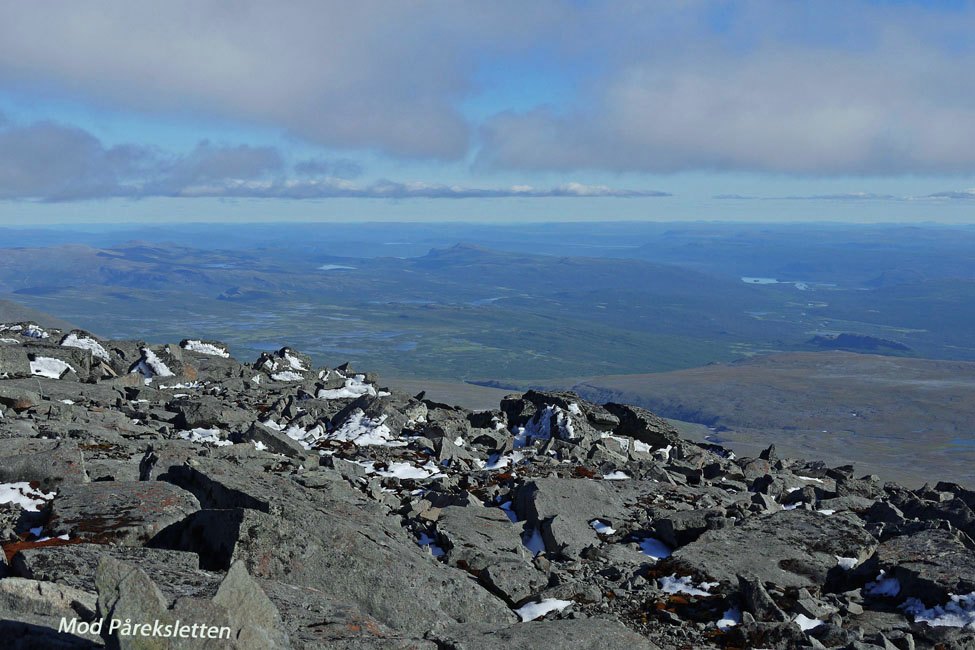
[638,537,672,560]
[865,571,901,597]
[180,427,232,446]
[602,471,630,480]
[30,357,74,379]
[717,606,742,630]
[0,482,55,511]
[182,340,230,358]
[271,371,304,382]
[317,375,376,399]
[903,592,975,630]
[62,333,109,360]
[836,556,859,570]
[515,598,572,622]
[590,519,616,535]
[523,526,545,556]
[659,574,716,597]
[793,614,823,631]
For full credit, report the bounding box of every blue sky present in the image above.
[0,1,974,224]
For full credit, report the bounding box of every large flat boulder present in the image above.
[48,481,201,545]
[0,439,88,488]
[665,509,877,589]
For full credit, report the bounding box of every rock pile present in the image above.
[0,322,973,649]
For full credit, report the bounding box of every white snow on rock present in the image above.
[567,402,582,416]
[865,571,901,597]
[61,333,109,360]
[375,461,439,480]
[512,405,575,447]
[326,410,403,447]
[0,482,55,511]
[515,598,572,622]
[271,371,305,382]
[717,606,742,630]
[137,348,175,378]
[180,427,232,446]
[523,526,545,556]
[317,375,376,399]
[283,352,308,371]
[15,324,49,339]
[182,340,230,358]
[590,519,616,535]
[30,357,75,379]
[793,614,824,631]
[602,471,631,480]
[835,556,859,570]
[659,574,717,597]
[478,450,525,471]
[903,592,975,630]
[638,537,672,560]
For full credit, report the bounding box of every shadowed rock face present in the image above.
[0,329,972,649]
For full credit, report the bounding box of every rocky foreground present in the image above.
[0,323,973,649]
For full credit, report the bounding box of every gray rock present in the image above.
[0,577,97,621]
[11,545,204,600]
[737,574,788,621]
[666,509,877,589]
[49,480,201,545]
[436,506,533,570]
[238,421,308,458]
[603,402,680,449]
[211,561,290,650]
[873,528,975,603]
[0,438,88,488]
[0,346,31,379]
[0,383,42,410]
[433,619,660,650]
[94,555,231,650]
[515,477,630,559]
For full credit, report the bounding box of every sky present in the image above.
[1,0,974,224]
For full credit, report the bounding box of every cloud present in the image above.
[169,179,669,200]
[2,2,975,175]
[714,192,898,201]
[293,158,363,179]
[0,1,562,159]
[0,119,664,201]
[915,189,975,200]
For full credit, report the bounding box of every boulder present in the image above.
[665,509,877,589]
[48,481,201,545]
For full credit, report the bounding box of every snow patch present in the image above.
[793,614,823,631]
[62,333,109,360]
[179,427,232,446]
[523,526,545,556]
[602,471,631,480]
[590,519,616,535]
[0,482,55,511]
[865,571,901,597]
[638,537,672,560]
[903,592,975,630]
[271,371,304,382]
[717,606,742,630]
[317,375,376,399]
[182,340,230,358]
[30,357,74,379]
[659,574,717,597]
[326,410,403,447]
[836,556,859,570]
[515,598,572,622]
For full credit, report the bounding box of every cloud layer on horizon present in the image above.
[1,1,974,183]
[0,118,666,201]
